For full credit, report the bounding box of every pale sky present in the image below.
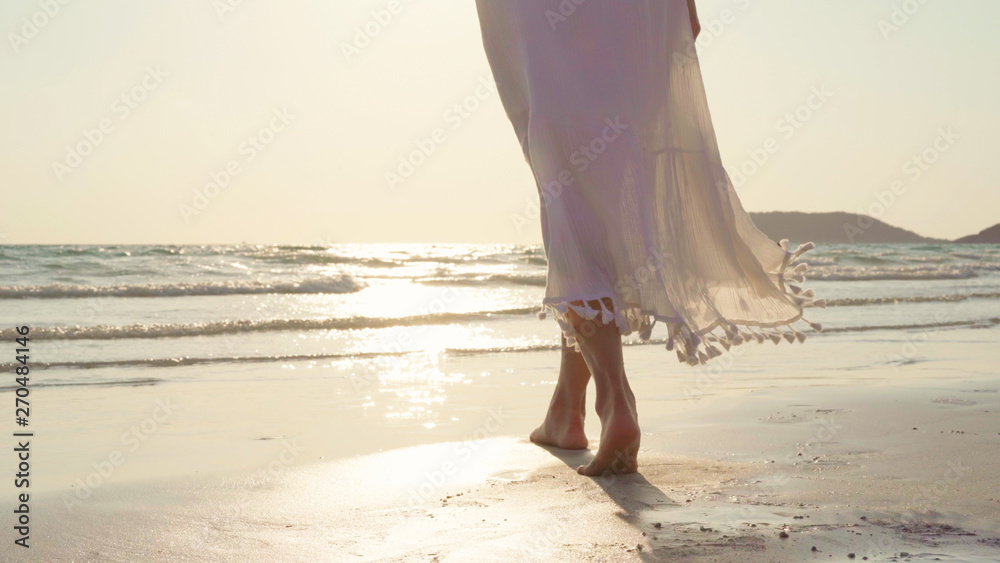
[1,0,998,245]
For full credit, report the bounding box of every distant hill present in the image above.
[748,212,943,244]
[954,223,1000,244]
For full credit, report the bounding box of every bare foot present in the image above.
[576,402,640,476]
[529,403,588,450]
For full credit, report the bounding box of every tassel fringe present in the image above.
[539,240,824,365]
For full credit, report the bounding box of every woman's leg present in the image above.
[568,300,640,476]
[529,335,591,450]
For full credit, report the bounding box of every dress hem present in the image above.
[537,240,825,366]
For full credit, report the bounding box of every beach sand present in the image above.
[5,328,1000,561]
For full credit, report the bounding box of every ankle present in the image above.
[594,393,633,419]
[546,397,585,421]
[550,383,586,408]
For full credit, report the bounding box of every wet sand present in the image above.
[3,328,1000,561]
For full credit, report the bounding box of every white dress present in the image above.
[476,0,824,365]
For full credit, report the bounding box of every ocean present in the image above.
[1,243,999,391]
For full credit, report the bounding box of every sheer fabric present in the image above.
[476,0,824,365]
